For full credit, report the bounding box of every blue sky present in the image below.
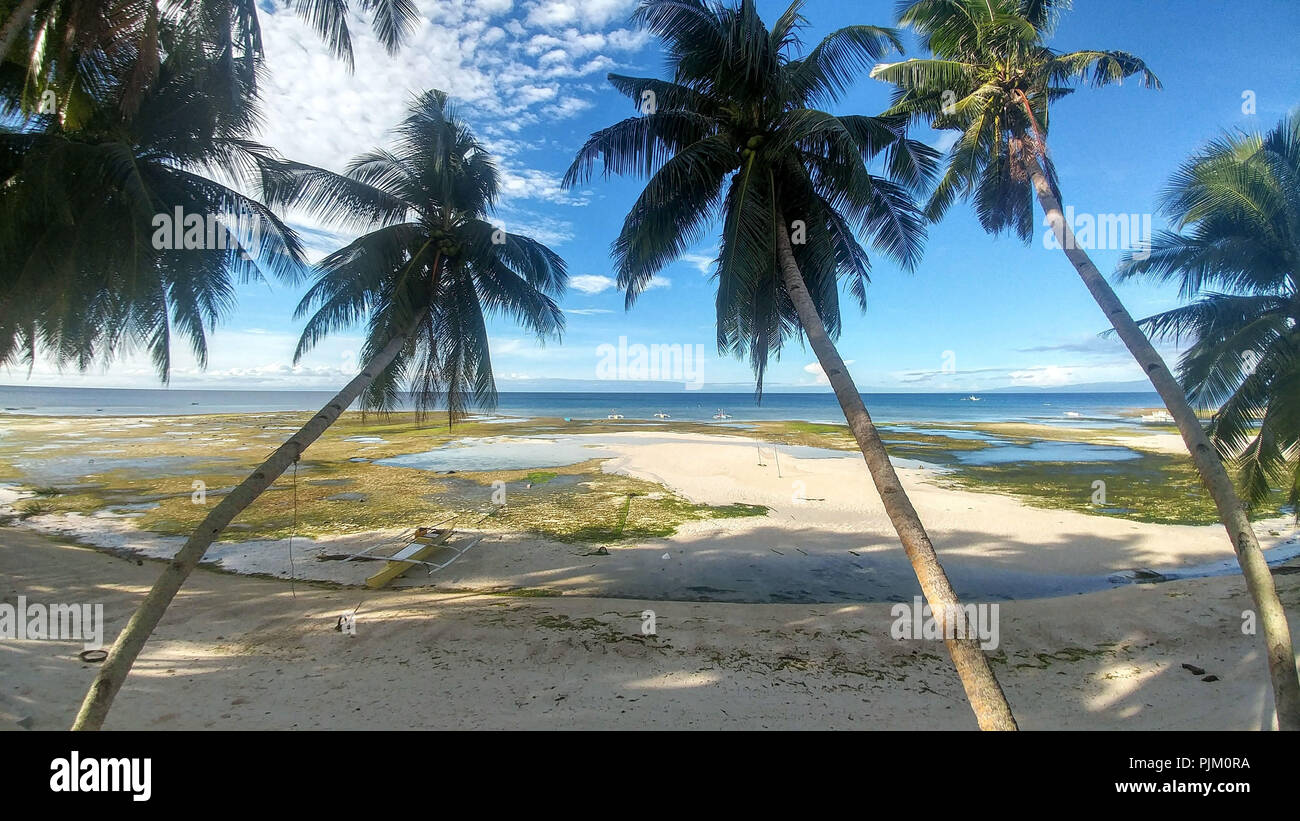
[7,0,1299,392]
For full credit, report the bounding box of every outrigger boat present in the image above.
[607,410,624,419]
[653,411,671,419]
[332,517,482,588]
[712,409,731,419]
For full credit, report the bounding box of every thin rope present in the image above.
[287,455,299,599]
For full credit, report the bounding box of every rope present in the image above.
[287,453,299,599]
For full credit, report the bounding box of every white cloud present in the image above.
[474,0,515,15]
[565,308,613,315]
[497,165,588,206]
[525,0,637,29]
[543,95,595,118]
[802,360,854,386]
[679,252,715,275]
[494,208,575,245]
[570,274,616,294]
[1008,365,1077,387]
[568,274,667,295]
[251,0,648,206]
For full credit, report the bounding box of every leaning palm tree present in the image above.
[73,89,567,730]
[1120,112,1300,515]
[873,0,1299,728]
[0,18,305,379]
[563,0,1017,729]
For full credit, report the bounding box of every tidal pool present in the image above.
[378,437,618,472]
[955,441,1142,466]
[6,453,242,483]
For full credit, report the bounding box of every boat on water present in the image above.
[1064,411,1082,417]
[962,395,981,401]
[606,410,624,419]
[1140,410,1174,424]
[653,411,671,419]
[712,409,731,419]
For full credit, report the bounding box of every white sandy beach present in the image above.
[2,527,1297,730]
[2,429,1299,730]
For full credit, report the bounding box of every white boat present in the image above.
[606,410,624,420]
[1140,410,1174,424]
[712,409,731,419]
[653,412,671,419]
[1064,411,1081,417]
[962,395,981,401]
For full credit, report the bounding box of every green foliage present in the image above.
[18,499,53,518]
[0,0,422,381]
[0,2,308,380]
[258,90,567,423]
[1120,112,1300,511]
[873,0,1159,241]
[565,0,938,396]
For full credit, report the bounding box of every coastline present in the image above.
[1,412,1296,600]
[2,409,1298,730]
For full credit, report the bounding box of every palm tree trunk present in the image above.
[1024,152,1300,730]
[774,208,1018,730]
[0,0,42,61]
[71,321,420,730]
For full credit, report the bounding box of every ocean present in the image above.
[0,385,1162,427]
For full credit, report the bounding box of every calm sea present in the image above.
[0,385,1161,427]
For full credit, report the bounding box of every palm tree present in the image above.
[1119,112,1300,515]
[0,16,305,380]
[72,89,568,730]
[0,0,417,116]
[872,0,1300,728]
[563,0,1017,729]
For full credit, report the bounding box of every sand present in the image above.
[10,431,1300,600]
[2,429,1298,729]
[2,527,1296,730]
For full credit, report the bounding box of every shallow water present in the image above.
[6,453,239,483]
[378,437,618,472]
[955,441,1142,465]
[378,432,859,474]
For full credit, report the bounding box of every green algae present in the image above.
[0,410,1282,542]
